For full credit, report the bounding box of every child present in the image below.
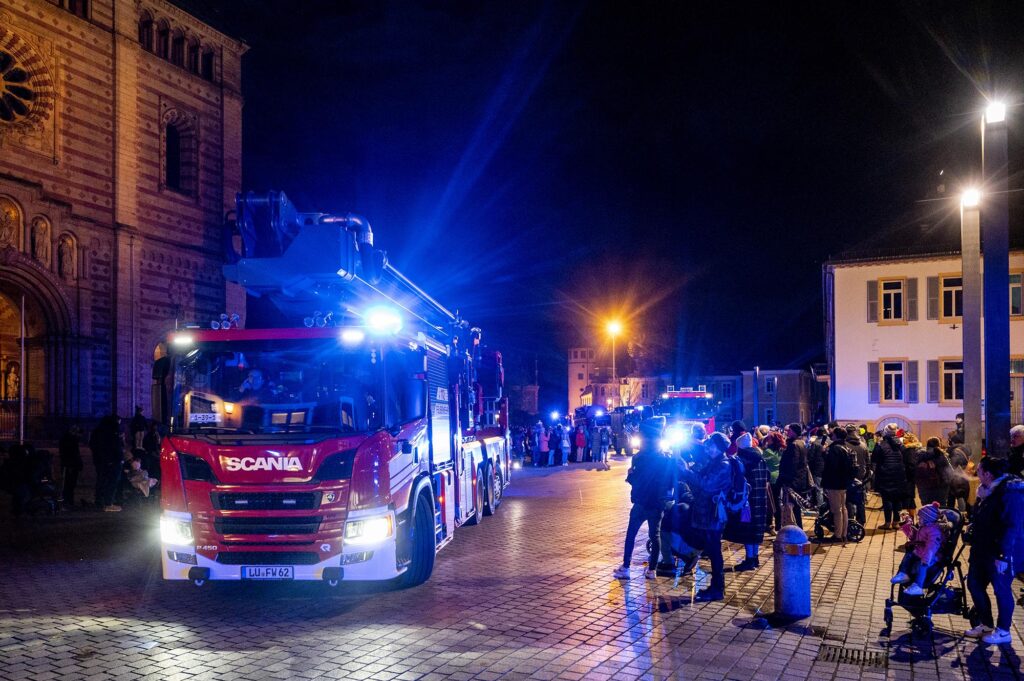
[890,502,949,596]
[127,458,158,498]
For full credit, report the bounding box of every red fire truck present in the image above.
[653,389,717,448]
[155,191,510,587]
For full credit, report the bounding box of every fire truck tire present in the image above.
[465,471,484,526]
[399,493,435,588]
[484,464,502,516]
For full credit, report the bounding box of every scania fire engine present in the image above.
[653,389,717,449]
[156,191,510,587]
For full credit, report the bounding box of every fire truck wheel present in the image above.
[484,464,502,516]
[465,471,484,526]
[399,493,435,588]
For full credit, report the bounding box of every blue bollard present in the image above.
[773,525,812,620]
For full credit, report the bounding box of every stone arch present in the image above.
[161,107,198,194]
[0,249,80,435]
[155,19,170,60]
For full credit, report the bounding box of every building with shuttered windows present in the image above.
[823,250,1024,440]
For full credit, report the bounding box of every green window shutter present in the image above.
[868,362,879,404]
[927,360,939,403]
[867,281,878,323]
[907,361,919,403]
[926,277,939,320]
[906,278,918,321]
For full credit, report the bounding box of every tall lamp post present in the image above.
[981,101,1012,456]
[961,188,984,462]
[607,320,622,408]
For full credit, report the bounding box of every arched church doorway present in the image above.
[0,287,46,439]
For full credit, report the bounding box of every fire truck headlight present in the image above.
[160,516,194,546]
[629,436,641,450]
[345,514,394,545]
[666,426,684,446]
[365,307,402,334]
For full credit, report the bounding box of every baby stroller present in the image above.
[811,488,865,543]
[883,508,968,636]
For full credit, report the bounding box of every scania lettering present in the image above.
[156,191,511,588]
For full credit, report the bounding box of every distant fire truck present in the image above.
[156,191,510,587]
[652,389,717,449]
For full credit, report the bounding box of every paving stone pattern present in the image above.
[1,458,1022,680]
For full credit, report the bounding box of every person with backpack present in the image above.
[723,432,769,571]
[915,438,952,506]
[964,456,1024,645]
[844,424,870,526]
[680,431,733,601]
[821,427,856,543]
[872,424,907,529]
[614,417,675,580]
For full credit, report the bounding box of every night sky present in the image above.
[186,1,1024,412]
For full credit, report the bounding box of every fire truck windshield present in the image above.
[655,397,714,420]
[171,338,385,436]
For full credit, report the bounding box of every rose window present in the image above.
[0,49,36,123]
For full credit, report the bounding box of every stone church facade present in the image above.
[0,0,245,438]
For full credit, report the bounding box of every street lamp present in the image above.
[606,320,622,407]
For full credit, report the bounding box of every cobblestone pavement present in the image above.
[1,457,1023,680]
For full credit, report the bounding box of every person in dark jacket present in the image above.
[723,433,770,570]
[871,424,907,529]
[915,438,952,506]
[614,418,675,581]
[806,428,827,491]
[901,433,924,515]
[821,428,856,542]
[58,426,83,510]
[964,457,1023,644]
[1009,425,1024,477]
[90,414,124,512]
[680,431,733,601]
[726,420,748,457]
[844,425,870,525]
[946,433,971,513]
[777,424,810,529]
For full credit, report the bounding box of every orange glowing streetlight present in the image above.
[606,320,622,404]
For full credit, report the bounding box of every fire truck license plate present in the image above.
[241,566,294,580]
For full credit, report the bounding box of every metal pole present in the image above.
[773,375,779,426]
[611,336,616,408]
[19,293,25,444]
[961,201,984,463]
[753,366,760,426]
[981,112,1012,456]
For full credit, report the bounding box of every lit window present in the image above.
[941,360,964,402]
[882,361,905,402]
[940,275,963,320]
[880,279,904,321]
[1011,273,1022,317]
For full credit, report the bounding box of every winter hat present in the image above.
[787,423,803,437]
[755,425,771,439]
[845,424,860,437]
[736,432,753,449]
[917,502,942,525]
[885,423,900,435]
[705,431,730,452]
[731,420,748,435]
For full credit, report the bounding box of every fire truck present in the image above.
[653,389,717,449]
[155,191,510,587]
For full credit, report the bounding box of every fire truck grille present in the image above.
[214,516,322,536]
[215,551,322,565]
[212,492,321,511]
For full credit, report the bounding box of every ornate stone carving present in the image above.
[58,233,76,282]
[30,216,50,266]
[0,197,20,248]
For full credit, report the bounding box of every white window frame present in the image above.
[720,382,733,399]
[1011,271,1023,318]
[880,359,906,403]
[879,278,906,323]
[765,377,775,395]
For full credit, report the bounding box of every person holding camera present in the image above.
[964,456,1024,645]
